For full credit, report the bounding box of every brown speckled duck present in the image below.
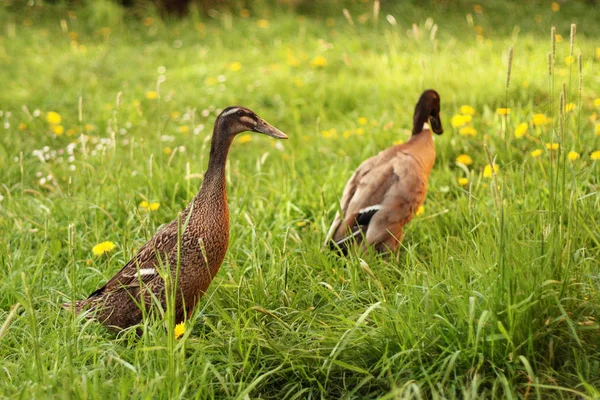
[65,106,287,330]
[324,90,443,254]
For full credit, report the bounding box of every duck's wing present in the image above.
[86,219,180,299]
[326,150,422,252]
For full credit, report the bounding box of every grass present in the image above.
[1,0,600,398]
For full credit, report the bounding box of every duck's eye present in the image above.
[236,110,244,116]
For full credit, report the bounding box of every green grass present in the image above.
[1,0,600,398]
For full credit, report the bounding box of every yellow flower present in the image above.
[238,134,252,143]
[52,125,65,135]
[459,126,477,136]
[597,48,600,60]
[551,1,560,11]
[321,129,337,139]
[415,205,425,216]
[565,103,576,112]
[145,91,159,100]
[92,241,116,256]
[545,142,559,151]
[555,34,563,43]
[256,19,270,29]
[591,151,600,161]
[18,122,27,131]
[205,77,217,86]
[458,177,469,186]
[139,200,149,209]
[459,105,476,115]
[178,126,189,133]
[163,147,172,155]
[567,151,580,161]
[46,111,62,124]
[532,113,550,126]
[514,122,528,138]
[149,202,160,211]
[174,322,185,339]
[85,123,95,132]
[596,124,600,136]
[564,56,574,65]
[594,99,600,107]
[311,56,327,68]
[170,111,181,119]
[143,17,154,26]
[450,114,471,128]
[531,149,543,158]
[483,164,499,178]
[229,62,242,72]
[496,108,511,116]
[456,154,473,166]
[66,128,77,136]
[358,117,368,125]
[355,128,365,135]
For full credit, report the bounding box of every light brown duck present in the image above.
[324,90,443,254]
[64,106,287,330]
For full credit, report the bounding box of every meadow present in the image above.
[1,0,599,398]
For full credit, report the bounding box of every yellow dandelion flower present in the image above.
[456,154,473,166]
[593,99,600,107]
[358,117,368,125]
[555,34,563,43]
[596,124,600,136]
[149,202,160,211]
[46,111,62,125]
[229,62,242,72]
[139,200,149,209]
[545,142,559,151]
[145,91,158,100]
[565,103,576,112]
[514,122,528,138]
[415,205,425,216]
[458,177,469,186]
[92,241,116,256]
[178,126,189,134]
[591,151,600,160]
[531,149,543,158]
[18,123,27,131]
[532,113,550,126]
[393,139,404,145]
[355,128,365,135]
[567,151,580,161]
[163,147,172,155]
[52,125,65,135]
[496,108,511,116]
[311,56,327,68]
[459,126,477,136]
[551,2,560,11]
[483,164,499,178]
[238,134,252,143]
[459,105,476,115]
[256,19,270,29]
[174,322,185,339]
[450,114,468,128]
[205,77,217,86]
[343,130,352,138]
[597,48,600,60]
[564,56,574,66]
[170,111,181,119]
[84,123,95,132]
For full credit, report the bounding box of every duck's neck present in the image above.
[196,124,233,202]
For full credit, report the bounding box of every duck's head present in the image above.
[413,89,443,135]
[216,106,288,140]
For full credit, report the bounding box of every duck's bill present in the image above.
[429,114,444,134]
[253,119,288,139]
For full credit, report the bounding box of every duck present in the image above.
[64,106,287,330]
[324,89,443,254]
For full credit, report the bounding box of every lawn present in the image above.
[1,0,600,398]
